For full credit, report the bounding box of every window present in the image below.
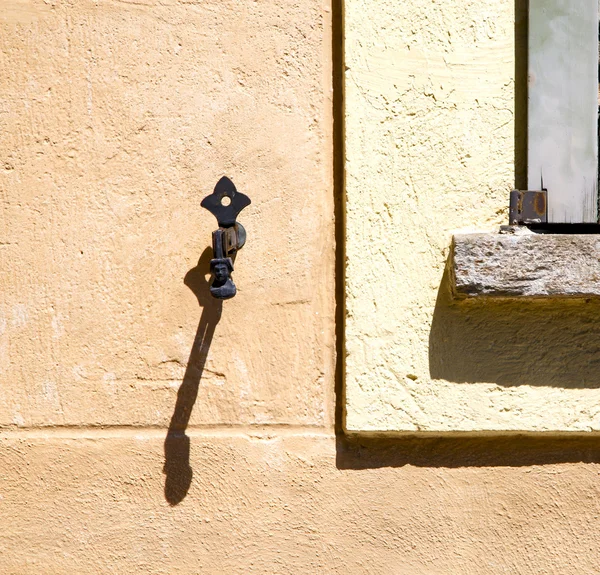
[528,0,598,223]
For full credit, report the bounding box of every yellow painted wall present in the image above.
[344,0,600,433]
[1,1,599,573]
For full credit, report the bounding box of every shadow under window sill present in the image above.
[430,233,600,388]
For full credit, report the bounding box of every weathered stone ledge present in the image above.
[452,231,600,298]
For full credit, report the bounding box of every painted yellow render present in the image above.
[344,0,600,432]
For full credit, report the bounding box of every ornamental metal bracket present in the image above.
[508,190,547,225]
[201,176,251,300]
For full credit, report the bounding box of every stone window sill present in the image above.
[452,229,600,298]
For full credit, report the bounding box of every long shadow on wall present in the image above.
[164,248,222,506]
[336,433,600,469]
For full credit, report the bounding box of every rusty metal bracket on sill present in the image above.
[509,190,547,225]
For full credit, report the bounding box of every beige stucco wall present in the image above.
[1,1,600,573]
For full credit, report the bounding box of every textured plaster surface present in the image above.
[0,0,334,429]
[2,1,600,573]
[344,0,600,432]
[3,431,600,575]
[453,233,600,298]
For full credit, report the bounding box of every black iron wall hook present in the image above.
[201,177,251,299]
